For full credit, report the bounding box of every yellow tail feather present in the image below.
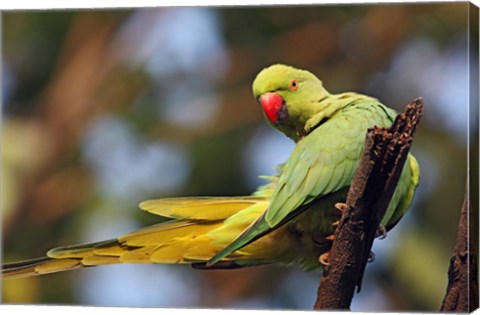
[3,257,84,279]
[2,197,272,279]
[139,197,265,220]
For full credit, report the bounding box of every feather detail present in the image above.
[139,197,265,220]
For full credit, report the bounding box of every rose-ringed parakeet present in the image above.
[2,64,419,279]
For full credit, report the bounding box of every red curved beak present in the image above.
[259,92,284,123]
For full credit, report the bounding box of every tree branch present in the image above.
[440,186,479,312]
[313,98,423,310]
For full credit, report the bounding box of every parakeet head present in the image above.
[252,64,331,140]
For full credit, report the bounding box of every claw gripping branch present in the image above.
[313,98,423,310]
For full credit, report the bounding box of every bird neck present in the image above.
[277,91,375,142]
[301,92,375,138]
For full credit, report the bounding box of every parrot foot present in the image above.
[375,224,387,239]
[331,220,339,227]
[319,252,330,266]
[334,202,349,212]
[368,251,375,263]
[325,234,335,241]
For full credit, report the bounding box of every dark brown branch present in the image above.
[440,187,479,312]
[313,98,423,310]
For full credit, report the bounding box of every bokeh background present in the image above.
[1,2,478,312]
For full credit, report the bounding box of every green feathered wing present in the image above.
[209,99,415,265]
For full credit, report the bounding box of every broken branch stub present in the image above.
[314,98,423,310]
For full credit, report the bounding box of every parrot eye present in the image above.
[289,80,299,91]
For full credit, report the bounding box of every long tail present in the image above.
[2,197,272,280]
[2,239,127,279]
[2,257,79,279]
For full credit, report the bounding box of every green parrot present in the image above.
[2,64,419,279]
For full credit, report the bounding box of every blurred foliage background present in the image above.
[1,3,478,311]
